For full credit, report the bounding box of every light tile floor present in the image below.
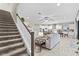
[35,36,78,56]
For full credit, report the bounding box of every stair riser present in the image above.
[0,40,22,47]
[0,26,17,28]
[0,19,14,22]
[11,49,26,56]
[0,21,14,22]
[0,23,15,25]
[0,22,15,24]
[0,24,16,26]
[0,18,12,20]
[0,23,16,26]
[0,21,14,23]
[0,28,18,30]
[0,33,19,36]
[0,27,17,29]
[0,44,24,55]
[0,36,21,41]
[0,30,18,32]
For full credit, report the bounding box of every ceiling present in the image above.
[17,3,79,24]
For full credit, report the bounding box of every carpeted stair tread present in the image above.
[0,32,19,36]
[0,42,24,51]
[0,38,22,47]
[0,35,21,38]
[2,47,26,56]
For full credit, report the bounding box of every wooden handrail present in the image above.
[16,13,31,35]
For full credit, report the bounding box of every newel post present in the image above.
[31,32,34,56]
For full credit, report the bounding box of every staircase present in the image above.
[0,10,27,56]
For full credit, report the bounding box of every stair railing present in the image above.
[16,13,34,56]
[16,14,31,34]
[75,10,79,39]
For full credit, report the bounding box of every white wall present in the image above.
[0,3,10,11]
[0,3,17,12]
[0,3,18,21]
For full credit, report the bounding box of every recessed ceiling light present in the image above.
[57,3,60,6]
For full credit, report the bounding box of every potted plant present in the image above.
[16,13,25,22]
[21,17,25,22]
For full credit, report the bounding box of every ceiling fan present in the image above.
[37,11,65,24]
[37,11,55,23]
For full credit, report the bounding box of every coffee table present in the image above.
[35,36,48,52]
